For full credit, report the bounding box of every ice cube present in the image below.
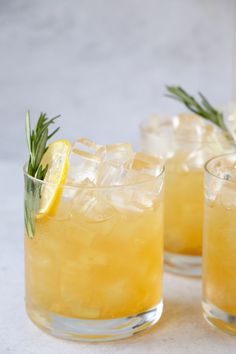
[67,138,102,185]
[203,124,233,158]
[97,161,127,186]
[129,154,163,210]
[133,178,163,210]
[173,114,233,160]
[106,189,139,213]
[172,120,221,170]
[131,152,163,177]
[108,153,164,212]
[173,147,205,171]
[205,174,224,207]
[141,119,177,159]
[100,142,134,168]
[173,113,205,136]
[73,137,102,155]
[222,104,236,143]
[219,161,236,210]
[171,122,231,171]
[72,180,117,222]
[220,182,236,210]
[205,160,235,207]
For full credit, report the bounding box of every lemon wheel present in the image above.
[37,139,71,217]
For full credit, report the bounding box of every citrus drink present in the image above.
[141,114,233,276]
[202,153,236,334]
[24,139,164,340]
[25,196,163,319]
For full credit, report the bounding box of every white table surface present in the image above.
[1,160,235,354]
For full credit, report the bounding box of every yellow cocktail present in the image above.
[141,114,233,276]
[24,139,164,341]
[202,153,236,334]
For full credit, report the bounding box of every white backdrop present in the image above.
[0,0,235,160]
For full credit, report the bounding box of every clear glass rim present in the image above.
[23,163,165,190]
[204,152,236,185]
[140,118,234,145]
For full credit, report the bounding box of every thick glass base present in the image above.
[164,252,201,277]
[26,301,163,342]
[202,300,236,335]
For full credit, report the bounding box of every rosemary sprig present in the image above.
[25,111,60,238]
[165,85,231,136]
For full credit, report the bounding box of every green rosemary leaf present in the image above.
[165,85,232,139]
[24,112,60,238]
[34,128,48,168]
[24,203,34,239]
[48,126,60,140]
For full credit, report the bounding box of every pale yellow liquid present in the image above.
[164,168,204,256]
[203,202,236,315]
[25,199,163,320]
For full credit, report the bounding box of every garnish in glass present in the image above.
[166,85,234,141]
[24,111,60,238]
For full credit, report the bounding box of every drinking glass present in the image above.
[24,164,164,341]
[202,152,236,334]
[140,114,234,276]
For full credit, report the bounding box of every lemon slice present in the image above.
[38,140,71,217]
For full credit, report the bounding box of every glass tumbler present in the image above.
[202,153,236,335]
[140,114,234,276]
[24,165,164,341]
